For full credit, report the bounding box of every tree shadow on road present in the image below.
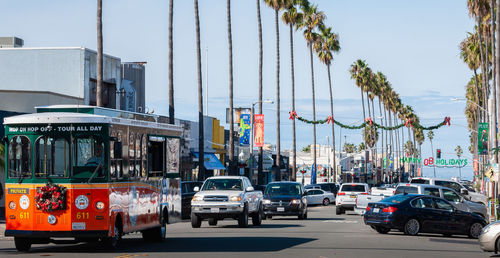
[0,236,317,254]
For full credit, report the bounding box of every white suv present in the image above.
[335,183,370,215]
[409,177,488,205]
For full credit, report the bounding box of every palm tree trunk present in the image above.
[256,0,264,184]
[274,9,281,181]
[227,0,235,176]
[477,18,489,121]
[327,64,336,183]
[96,0,103,107]
[378,98,384,183]
[360,89,366,121]
[289,23,296,182]
[430,139,435,177]
[309,43,317,184]
[371,98,376,176]
[194,0,205,180]
[384,105,389,182]
[492,0,499,163]
[168,0,175,124]
[473,69,482,122]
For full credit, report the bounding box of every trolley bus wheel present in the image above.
[104,217,122,249]
[14,237,31,252]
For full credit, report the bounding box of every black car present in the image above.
[316,183,339,195]
[363,194,486,238]
[181,181,203,219]
[262,181,307,220]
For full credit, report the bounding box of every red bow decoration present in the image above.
[365,117,373,126]
[444,117,451,126]
[289,110,298,120]
[326,116,334,124]
[405,119,413,128]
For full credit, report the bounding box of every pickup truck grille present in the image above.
[203,196,228,202]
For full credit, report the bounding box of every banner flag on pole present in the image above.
[254,114,264,147]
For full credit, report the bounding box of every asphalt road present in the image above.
[0,205,494,258]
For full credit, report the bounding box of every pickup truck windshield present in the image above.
[265,184,301,196]
[202,179,242,191]
[340,185,365,192]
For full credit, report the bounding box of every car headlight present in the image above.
[192,196,203,202]
[291,199,301,204]
[263,199,271,204]
[482,225,491,234]
[95,201,105,210]
[230,195,242,202]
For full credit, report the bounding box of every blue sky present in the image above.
[1,0,476,179]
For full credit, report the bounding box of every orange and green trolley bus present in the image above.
[4,105,183,251]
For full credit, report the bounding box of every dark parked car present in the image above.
[363,194,486,238]
[181,181,203,219]
[262,181,307,220]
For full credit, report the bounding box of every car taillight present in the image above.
[366,206,371,212]
[382,206,398,213]
[338,192,345,196]
[360,193,368,195]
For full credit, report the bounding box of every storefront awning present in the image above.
[193,152,226,170]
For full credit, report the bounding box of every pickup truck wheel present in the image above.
[238,207,249,228]
[191,213,202,228]
[252,205,263,226]
[208,218,218,226]
[322,198,330,206]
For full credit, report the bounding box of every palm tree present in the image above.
[375,72,389,181]
[490,0,497,163]
[282,0,302,182]
[256,0,265,184]
[358,142,366,152]
[427,130,436,177]
[350,60,369,123]
[298,2,324,184]
[456,145,463,180]
[315,24,340,183]
[466,0,490,120]
[264,0,285,180]
[194,0,205,180]
[168,0,175,124]
[227,0,234,175]
[96,0,103,107]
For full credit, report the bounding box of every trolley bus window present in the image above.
[129,132,135,177]
[35,136,70,178]
[73,136,104,178]
[8,136,31,178]
[148,136,165,178]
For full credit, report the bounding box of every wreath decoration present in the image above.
[35,183,67,212]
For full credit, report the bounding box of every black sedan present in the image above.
[181,181,203,219]
[363,194,486,238]
[262,182,308,220]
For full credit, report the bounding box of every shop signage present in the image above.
[398,157,468,167]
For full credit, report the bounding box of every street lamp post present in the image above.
[250,99,273,185]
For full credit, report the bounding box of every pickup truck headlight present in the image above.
[263,199,271,204]
[192,196,203,202]
[291,199,301,204]
[230,195,242,202]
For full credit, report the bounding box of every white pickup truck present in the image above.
[354,186,395,215]
[191,176,263,228]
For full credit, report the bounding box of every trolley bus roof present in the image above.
[4,112,182,133]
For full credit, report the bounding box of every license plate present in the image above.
[277,207,285,212]
[72,222,86,230]
[210,208,219,213]
[373,208,380,213]
[350,195,356,198]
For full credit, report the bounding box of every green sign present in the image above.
[478,122,488,155]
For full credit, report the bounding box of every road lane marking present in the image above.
[322,220,359,223]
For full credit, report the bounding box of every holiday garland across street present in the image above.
[288,110,451,131]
